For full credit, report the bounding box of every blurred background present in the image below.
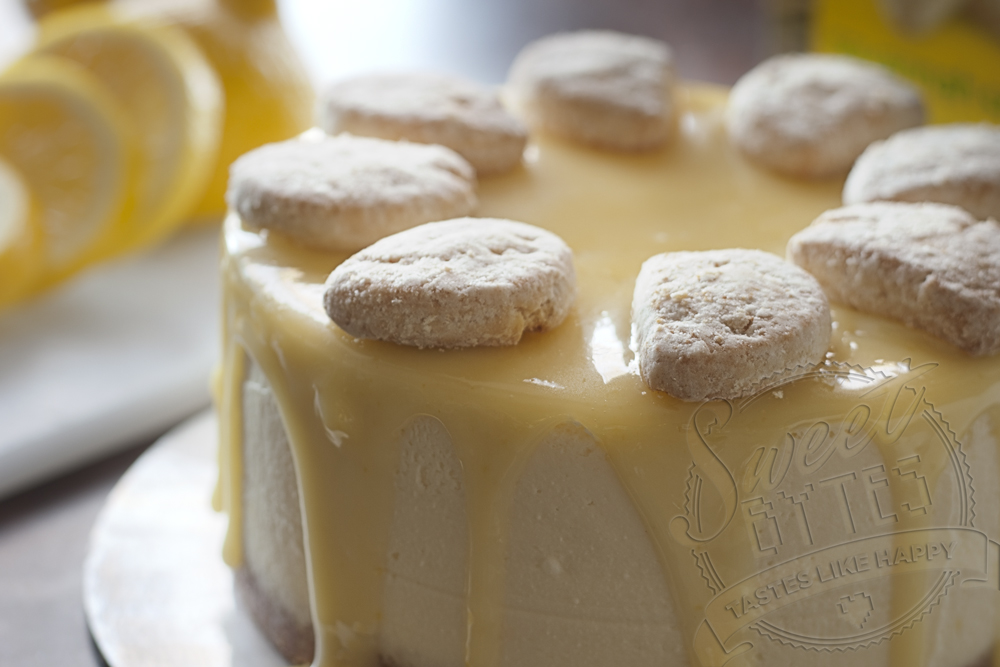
[0,0,997,665]
[1,0,764,87]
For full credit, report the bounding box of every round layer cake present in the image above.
[214,81,1000,667]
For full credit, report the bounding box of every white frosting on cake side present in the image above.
[501,422,688,667]
[380,416,469,667]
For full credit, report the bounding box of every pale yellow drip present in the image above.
[218,324,245,567]
[216,84,1000,667]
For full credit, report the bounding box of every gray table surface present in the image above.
[0,1,766,664]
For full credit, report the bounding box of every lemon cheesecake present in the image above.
[214,48,1000,667]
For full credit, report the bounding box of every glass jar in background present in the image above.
[764,0,1000,124]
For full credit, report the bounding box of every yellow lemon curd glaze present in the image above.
[216,85,1000,667]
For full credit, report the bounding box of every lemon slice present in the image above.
[0,57,135,286]
[161,1,314,221]
[0,157,42,307]
[35,5,223,252]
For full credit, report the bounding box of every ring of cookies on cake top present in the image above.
[324,218,576,348]
[226,132,477,252]
[726,53,925,178]
[318,72,528,176]
[225,29,1000,401]
[844,123,1000,220]
[788,202,1000,356]
[507,30,677,151]
[631,249,831,401]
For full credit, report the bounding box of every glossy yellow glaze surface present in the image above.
[217,84,1000,667]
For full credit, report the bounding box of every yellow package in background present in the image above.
[811,0,1000,123]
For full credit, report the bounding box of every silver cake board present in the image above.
[83,409,286,667]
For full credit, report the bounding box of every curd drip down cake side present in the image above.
[214,33,1000,667]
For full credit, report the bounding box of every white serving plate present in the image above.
[83,409,286,667]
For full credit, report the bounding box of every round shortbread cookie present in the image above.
[632,249,831,401]
[788,201,1000,356]
[226,133,477,252]
[324,217,576,348]
[318,72,528,176]
[507,30,676,151]
[843,123,1000,221]
[727,53,924,179]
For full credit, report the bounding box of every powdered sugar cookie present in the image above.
[788,201,1000,355]
[727,53,924,178]
[507,30,676,151]
[632,249,831,401]
[324,217,576,348]
[843,123,1000,221]
[226,133,477,252]
[318,72,527,176]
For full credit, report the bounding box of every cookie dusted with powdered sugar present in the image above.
[324,217,576,348]
[843,123,1000,221]
[788,201,1000,355]
[507,30,676,151]
[727,53,924,178]
[632,249,831,401]
[318,72,528,176]
[226,132,477,252]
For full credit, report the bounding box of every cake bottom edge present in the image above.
[235,565,316,666]
[234,563,999,667]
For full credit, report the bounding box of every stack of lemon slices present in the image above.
[0,1,314,307]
